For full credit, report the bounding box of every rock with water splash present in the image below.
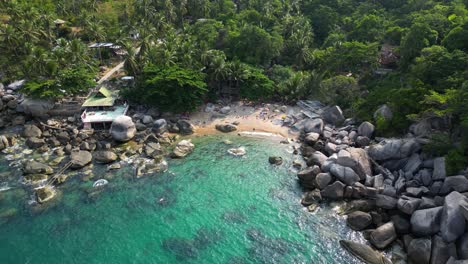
[369,222,397,249]
[23,161,53,175]
[35,186,56,204]
[340,240,392,264]
[227,147,246,156]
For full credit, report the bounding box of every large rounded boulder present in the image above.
[172,140,195,158]
[70,150,92,169]
[18,98,54,118]
[110,116,136,142]
[93,151,118,164]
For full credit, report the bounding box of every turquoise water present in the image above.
[0,135,361,264]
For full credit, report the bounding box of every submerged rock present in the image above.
[227,147,246,156]
[268,156,283,165]
[23,161,53,175]
[340,240,392,264]
[35,186,56,203]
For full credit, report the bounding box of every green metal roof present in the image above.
[82,87,118,107]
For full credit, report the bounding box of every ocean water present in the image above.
[0,135,362,264]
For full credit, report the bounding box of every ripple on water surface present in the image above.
[0,135,362,264]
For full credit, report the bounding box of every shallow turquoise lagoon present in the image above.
[0,135,361,264]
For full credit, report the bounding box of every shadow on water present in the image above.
[221,210,247,224]
[162,227,224,261]
[246,228,307,264]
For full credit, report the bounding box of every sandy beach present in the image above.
[188,102,299,139]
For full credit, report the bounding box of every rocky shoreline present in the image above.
[288,103,468,264]
[1,82,467,263]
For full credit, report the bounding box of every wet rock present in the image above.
[358,121,375,138]
[144,142,163,158]
[440,191,467,242]
[26,137,45,149]
[303,118,324,134]
[297,166,321,188]
[411,206,442,236]
[35,186,56,203]
[215,124,237,133]
[320,181,345,200]
[346,211,372,231]
[22,124,42,138]
[172,140,194,158]
[376,194,398,209]
[176,120,194,135]
[23,161,53,175]
[408,238,431,264]
[110,116,136,142]
[70,150,92,169]
[322,106,344,126]
[268,156,283,165]
[301,190,322,206]
[315,172,333,190]
[330,163,360,185]
[340,240,392,264]
[107,163,121,170]
[343,199,376,214]
[370,222,397,249]
[227,147,246,156]
[367,138,421,161]
[93,151,118,163]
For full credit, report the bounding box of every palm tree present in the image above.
[123,42,140,76]
[226,60,247,92]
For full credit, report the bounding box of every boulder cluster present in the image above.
[286,103,468,264]
[0,92,198,204]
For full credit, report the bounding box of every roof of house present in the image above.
[54,19,66,24]
[82,87,119,107]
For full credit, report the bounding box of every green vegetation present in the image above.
[126,65,207,113]
[0,0,467,169]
